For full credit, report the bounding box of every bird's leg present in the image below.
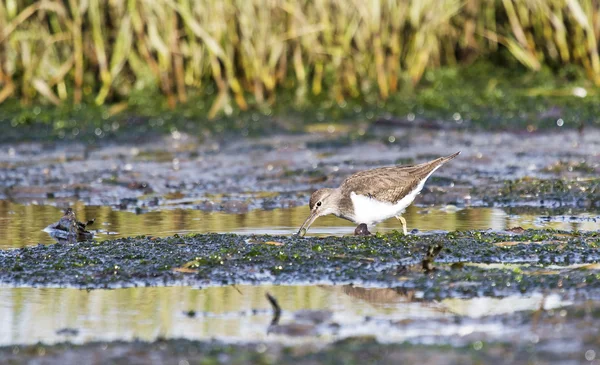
[395,216,408,235]
[354,223,371,236]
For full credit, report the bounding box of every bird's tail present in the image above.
[410,151,460,177]
[440,151,461,163]
[427,151,460,169]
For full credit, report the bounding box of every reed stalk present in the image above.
[0,0,599,117]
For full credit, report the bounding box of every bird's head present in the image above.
[297,188,338,236]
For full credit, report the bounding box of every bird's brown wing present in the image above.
[340,166,422,204]
[340,153,459,204]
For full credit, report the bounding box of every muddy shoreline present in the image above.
[0,337,588,365]
[1,230,599,297]
[1,128,598,214]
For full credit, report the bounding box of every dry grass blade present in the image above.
[0,81,15,103]
[32,78,61,105]
[0,1,41,43]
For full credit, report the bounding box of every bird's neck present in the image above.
[329,188,352,219]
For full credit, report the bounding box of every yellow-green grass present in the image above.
[0,0,599,118]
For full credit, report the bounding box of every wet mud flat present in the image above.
[2,327,599,365]
[0,230,599,295]
[0,127,598,214]
[0,230,599,364]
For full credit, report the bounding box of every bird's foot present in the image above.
[354,223,371,236]
[395,215,408,235]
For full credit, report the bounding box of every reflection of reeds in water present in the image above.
[0,285,412,344]
[0,201,596,249]
[1,1,599,114]
[0,201,494,248]
[0,285,571,346]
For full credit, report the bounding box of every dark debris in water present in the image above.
[55,328,79,337]
[354,223,371,236]
[0,230,599,298]
[44,208,95,244]
[265,292,335,336]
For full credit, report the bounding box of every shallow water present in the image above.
[0,201,598,248]
[0,284,570,347]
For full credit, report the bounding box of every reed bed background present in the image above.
[1,0,599,117]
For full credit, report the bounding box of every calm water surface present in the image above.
[0,285,569,346]
[0,201,598,248]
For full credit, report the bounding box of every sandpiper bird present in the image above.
[297,151,460,236]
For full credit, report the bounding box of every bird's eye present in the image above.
[316,201,322,207]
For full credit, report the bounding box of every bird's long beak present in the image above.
[297,210,319,236]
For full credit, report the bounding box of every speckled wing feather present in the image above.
[340,153,458,204]
[340,166,421,204]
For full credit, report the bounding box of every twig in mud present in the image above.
[422,244,444,273]
[531,293,547,332]
[265,292,282,326]
[231,285,242,295]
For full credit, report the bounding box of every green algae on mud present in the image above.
[486,178,600,208]
[1,230,599,298]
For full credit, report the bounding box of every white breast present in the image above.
[349,166,440,225]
